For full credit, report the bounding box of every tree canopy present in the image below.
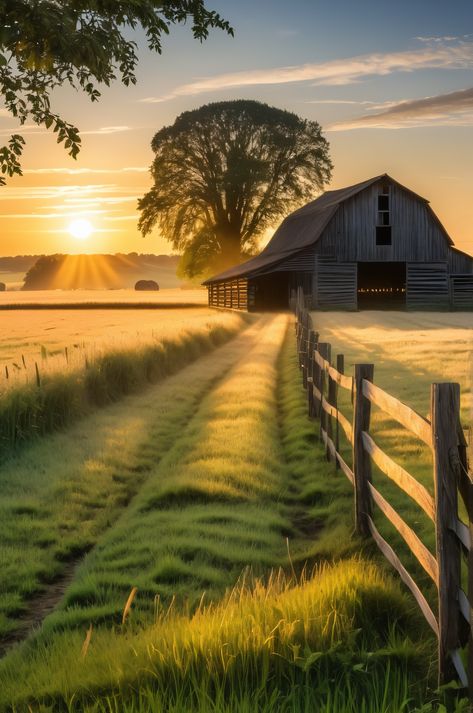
[0,1,232,183]
[138,100,333,277]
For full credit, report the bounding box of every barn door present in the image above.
[406,263,449,310]
[314,256,357,310]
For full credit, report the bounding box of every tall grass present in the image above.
[0,562,428,712]
[0,315,251,453]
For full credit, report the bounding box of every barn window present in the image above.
[378,195,389,211]
[376,226,392,245]
[376,187,391,245]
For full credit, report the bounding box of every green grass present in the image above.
[32,315,290,631]
[0,314,251,452]
[0,317,445,712]
[277,325,360,566]
[0,562,429,713]
[0,316,260,638]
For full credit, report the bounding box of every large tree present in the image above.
[0,1,232,183]
[138,100,333,277]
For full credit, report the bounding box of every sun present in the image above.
[68,218,94,240]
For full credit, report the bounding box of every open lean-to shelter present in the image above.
[204,174,473,311]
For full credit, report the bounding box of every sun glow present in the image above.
[68,218,94,240]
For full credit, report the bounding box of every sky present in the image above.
[1,0,473,257]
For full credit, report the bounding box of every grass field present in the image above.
[0,307,226,387]
[0,314,446,712]
[311,311,472,420]
[310,310,472,605]
[0,288,208,306]
[0,295,211,391]
[0,309,468,711]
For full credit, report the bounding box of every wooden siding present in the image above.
[451,275,473,311]
[314,256,357,310]
[316,181,451,263]
[449,249,473,274]
[261,245,316,273]
[208,279,248,310]
[406,263,449,310]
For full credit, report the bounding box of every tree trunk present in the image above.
[215,228,243,270]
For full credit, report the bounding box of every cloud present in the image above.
[1,210,106,219]
[140,40,473,102]
[25,166,148,175]
[0,124,45,138]
[305,99,376,105]
[0,184,124,201]
[414,35,462,43]
[328,86,473,130]
[81,126,132,135]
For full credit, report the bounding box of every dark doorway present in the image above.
[357,262,406,309]
[250,273,291,311]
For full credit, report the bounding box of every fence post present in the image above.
[353,364,374,537]
[335,355,344,469]
[318,343,331,447]
[326,351,338,462]
[307,330,316,418]
[302,313,310,390]
[431,382,462,685]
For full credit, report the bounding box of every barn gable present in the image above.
[204,174,473,311]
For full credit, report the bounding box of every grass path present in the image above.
[0,315,262,640]
[39,315,290,632]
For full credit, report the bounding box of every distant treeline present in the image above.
[0,255,41,274]
[21,253,181,290]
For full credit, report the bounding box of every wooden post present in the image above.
[352,363,374,537]
[431,382,461,685]
[455,422,473,697]
[335,354,344,469]
[302,312,310,389]
[326,349,337,462]
[308,330,319,419]
[306,330,315,417]
[317,343,330,440]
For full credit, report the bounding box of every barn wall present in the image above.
[316,181,451,263]
[207,279,249,310]
[448,248,473,274]
[406,262,449,310]
[450,275,473,310]
[313,256,357,310]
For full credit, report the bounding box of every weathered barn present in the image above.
[204,174,473,311]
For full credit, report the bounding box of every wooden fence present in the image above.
[293,287,473,693]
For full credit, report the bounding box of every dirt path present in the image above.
[0,561,80,658]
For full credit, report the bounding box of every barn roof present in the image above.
[203,173,453,284]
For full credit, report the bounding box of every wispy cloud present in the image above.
[305,99,376,105]
[328,86,473,130]
[81,125,132,135]
[140,40,473,102]
[0,184,124,201]
[25,166,147,175]
[414,35,464,43]
[1,210,106,219]
[0,124,45,138]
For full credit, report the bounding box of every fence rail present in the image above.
[293,287,473,693]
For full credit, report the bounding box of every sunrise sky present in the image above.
[1,0,472,257]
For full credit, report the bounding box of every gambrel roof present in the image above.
[204,173,454,284]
